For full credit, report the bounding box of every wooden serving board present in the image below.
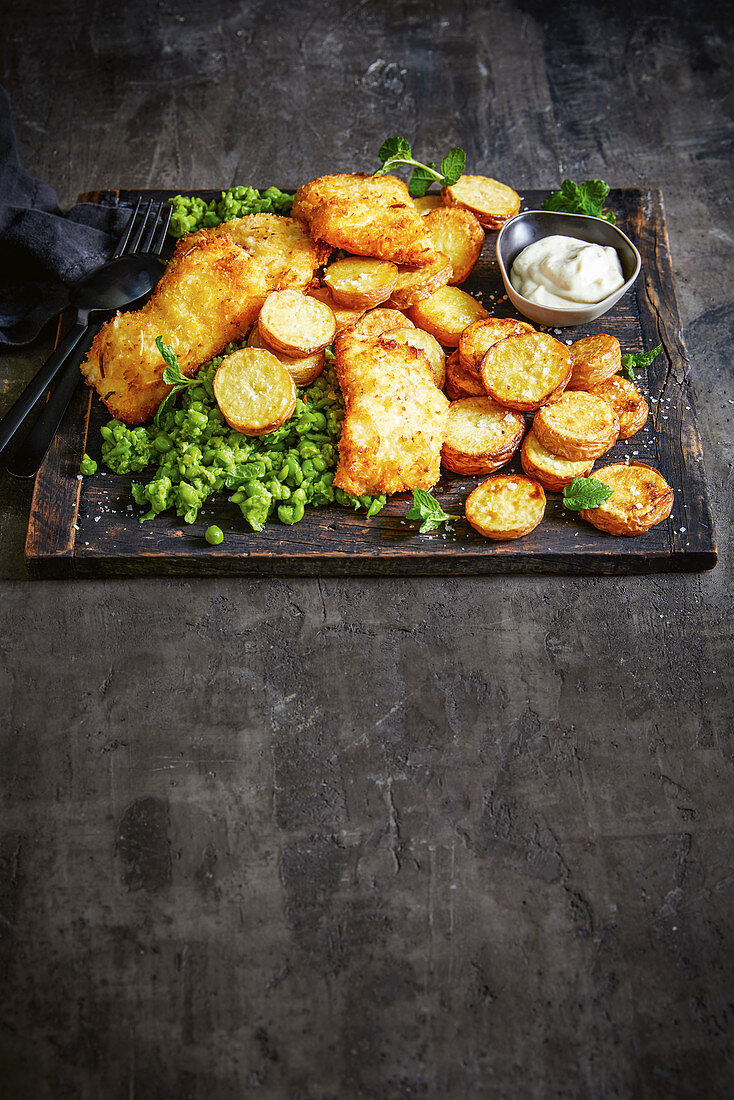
[25,188,716,577]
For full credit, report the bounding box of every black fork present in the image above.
[5,199,172,479]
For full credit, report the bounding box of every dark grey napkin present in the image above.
[0,85,130,346]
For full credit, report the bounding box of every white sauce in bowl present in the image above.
[510,234,625,308]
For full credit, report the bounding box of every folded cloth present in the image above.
[0,85,131,346]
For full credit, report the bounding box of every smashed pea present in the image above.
[167,186,294,238]
[100,343,386,531]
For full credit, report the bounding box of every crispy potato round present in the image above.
[479,331,572,411]
[465,475,546,540]
[442,175,521,229]
[308,285,365,332]
[258,289,336,356]
[459,316,536,372]
[352,307,415,337]
[323,257,398,310]
[213,348,296,436]
[579,462,674,536]
[533,390,620,460]
[520,429,595,491]
[588,374,649,439]
[248,325,325,387]
[424,207,485,284]
[566,334,622,390]
[388,252,453,309]
[442,397,525,475]
[407,285,489,346]
[384,327,446,388]
[413,195,444,216]
[444,349,486,400]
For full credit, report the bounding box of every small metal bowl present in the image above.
[496,210,641,327]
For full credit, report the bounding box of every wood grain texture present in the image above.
[25,189,716,577]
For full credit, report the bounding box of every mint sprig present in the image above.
[406,488,452,533]
[621,343,662,382]
[542,179,616,223]
[375,137,466,198]
[562,476,614,511]
[154,337,198,424]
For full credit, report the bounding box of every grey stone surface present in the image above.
[0,1,732,1096]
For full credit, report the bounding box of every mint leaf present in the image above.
[406,488,452,533]
[154,336,198,424]
[408,163,437,198]
[620,343,662,381]
[438,147,465,186]
[542,178,616,223]
[378,136,412,166]
[562,476,614,511]
[155,336,179,373]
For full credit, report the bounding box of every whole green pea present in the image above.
[205,525,224,545]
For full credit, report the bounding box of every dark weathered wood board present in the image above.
[25,188,716,577]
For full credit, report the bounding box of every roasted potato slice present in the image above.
[323,257,398,310]
[389,253,453,309]
[352,307,415,338]
[459,316,536,372]
[520,429,595,491]
[308,285,366,332]
[566,334,622,390]
[213,348,296,436]
[442,175,521,229]
[384,327,447,389]
[588,374,649,439]
[413,194,444,216]
[465,474,546,540]
[424,206,485,284]
[579,462,674,535]
[248,325,325,388]
[533,390,620,460]
[479,331,571,411]
[444,349,486,400]
[407,286,489,346]
[442,396,525,475]
[258,289,336,356]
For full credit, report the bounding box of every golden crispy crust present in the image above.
[532,390,620,460]
[407,286,489,346]
[80,229,269,425]
[479,331,572,412]
[459,316,535,372]
[292,173,437,266]
[441,175,521,229]
[520,429,595,490]
[465,475,546,539]
[441,397,525,475]
[444,349,486,400]
[212,213,325,290]
[333,329,449,496]
[588,375,649,438]
[579,462,674,535]
[566,334,622,390]
[424,206,485,284]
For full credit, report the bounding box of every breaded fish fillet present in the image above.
[292,173,436,267]
[333,328,449,497]
[80,229,269,425]
[212,213,328,290]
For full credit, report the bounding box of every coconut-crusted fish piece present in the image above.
[212,213,329,290]
[80,229,269,425]
[292,173,437,267]
[333,327,449,497]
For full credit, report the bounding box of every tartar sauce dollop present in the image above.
[510,235,625,308]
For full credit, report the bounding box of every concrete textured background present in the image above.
[1,1,732,1096]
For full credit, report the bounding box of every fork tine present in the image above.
[139,202,164,254]
[112,196,142,259]
[151,204,173,255]
[127,199,156,254]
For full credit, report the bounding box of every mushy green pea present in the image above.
[167,186,294,239]
[100,341,386,531]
